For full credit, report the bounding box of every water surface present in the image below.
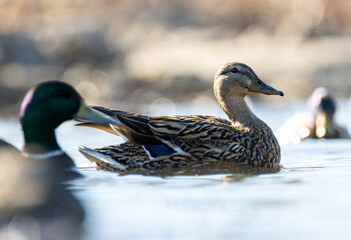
[1,100,351,240]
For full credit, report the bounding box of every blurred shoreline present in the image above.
[1,0,351,116]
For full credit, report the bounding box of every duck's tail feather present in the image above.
[77,146,127,171]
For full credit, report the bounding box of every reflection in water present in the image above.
[119,161,280,180]
[0,146,85,240]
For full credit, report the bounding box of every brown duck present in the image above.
[76,62,284,174]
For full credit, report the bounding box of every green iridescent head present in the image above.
[20,81,118,153]
[20,81,82,129]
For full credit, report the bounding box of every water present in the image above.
[1,100,351,240]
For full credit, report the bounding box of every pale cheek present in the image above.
[229,86,247,95]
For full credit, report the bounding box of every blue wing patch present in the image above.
[143,144,176,158]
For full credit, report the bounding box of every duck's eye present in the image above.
[53,90,70,98]
[231,68,239,73]
[257,80,263,85]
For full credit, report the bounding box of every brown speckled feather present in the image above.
[81,107,280,172]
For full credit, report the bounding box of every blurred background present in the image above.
[1,0,351,115]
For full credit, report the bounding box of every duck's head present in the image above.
[20,81,80,128]
[20,81,118,152]
[214,62,284,99]
[20,81,116,129]
[308,87,336,116]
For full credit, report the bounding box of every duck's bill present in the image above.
[249,78,284,96]
[75,122,120,136]
[74,101,120,126]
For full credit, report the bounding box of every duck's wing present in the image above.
[78,106,251,160]
[79,106,162,144]
[95,106,234,144]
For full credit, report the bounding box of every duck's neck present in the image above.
[219,95,265,128]
[314,112,336,138]
[21,116,61,154]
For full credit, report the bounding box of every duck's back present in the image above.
[81,114,280,172]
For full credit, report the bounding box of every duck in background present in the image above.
[1,81,119,180]
[76,62,284,174]
[276,87,350,145]
[0,139,85,240]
